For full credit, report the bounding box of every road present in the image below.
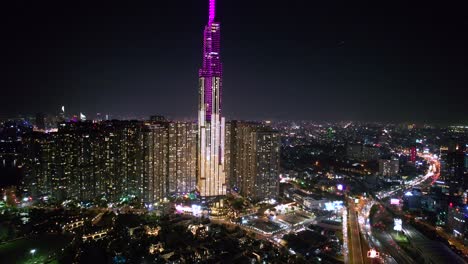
[357,200,403,264]
[370,152,466,263]
[416,218,468,256]
[376,153,440,200]
[372,230,413,264]
[404,225,466,264]
[348,202,364,264]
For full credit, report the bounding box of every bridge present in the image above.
[62,219,85,231]
[82,229,110,242]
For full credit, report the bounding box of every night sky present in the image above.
[2,0,467,123]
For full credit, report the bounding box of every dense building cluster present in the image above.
[19,119,280,204]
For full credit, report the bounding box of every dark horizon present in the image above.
[2,0,467,123]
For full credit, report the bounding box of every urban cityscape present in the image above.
[1,1,467,264]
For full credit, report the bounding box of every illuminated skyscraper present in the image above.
[197,0,226,197]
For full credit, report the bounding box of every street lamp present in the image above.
[30,249,36,256]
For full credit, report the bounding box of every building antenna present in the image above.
[208,0,215,23]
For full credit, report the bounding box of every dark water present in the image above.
[0,166,21,187]
[0,234,71,263]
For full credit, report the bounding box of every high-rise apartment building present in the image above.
[22,132,58,199]
[228,121,280,201]
[168,122,197,195]
[143,121,169,203]
[440,143,467,195]
[143,120,198,203]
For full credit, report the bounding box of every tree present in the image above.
[231,198,244,211]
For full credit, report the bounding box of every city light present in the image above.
[324,201,344,211]
[394,218,402,232]
[367,249,379,258]
[1,0,466,263]
[342,208,348,258]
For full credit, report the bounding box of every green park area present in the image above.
[392,231,409,243]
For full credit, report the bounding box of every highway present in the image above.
[372,230,413,264]
[350,151,445,264]
[369,152,466,263]
[348,201,364,264]
[376,153,440,200]
[404,225,466,264]
[356,199,405,264]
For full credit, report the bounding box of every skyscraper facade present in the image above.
[22,132,58,199]
[168,122,197,195]
[143,122,169,203]
[440,143,467,195]
[197,0,226,197]
[228,121,280,201]
[378,158,399,177]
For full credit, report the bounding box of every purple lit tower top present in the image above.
[199,0,222,122]
[209,0,215,23]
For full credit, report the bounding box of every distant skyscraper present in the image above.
[197,0,226,197]
[35,113,46,130]
[410,146,417,163]
[150,115,167,122]
[58,106,66,123]
[441,143,467,195]
[346,143,380,161]
[379,158,399,177]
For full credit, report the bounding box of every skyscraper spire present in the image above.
[209,0,215,23]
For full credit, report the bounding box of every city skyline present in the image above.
[2,0,467,123]
[1,1,468,263]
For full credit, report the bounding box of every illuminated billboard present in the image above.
[394,218,402,232]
